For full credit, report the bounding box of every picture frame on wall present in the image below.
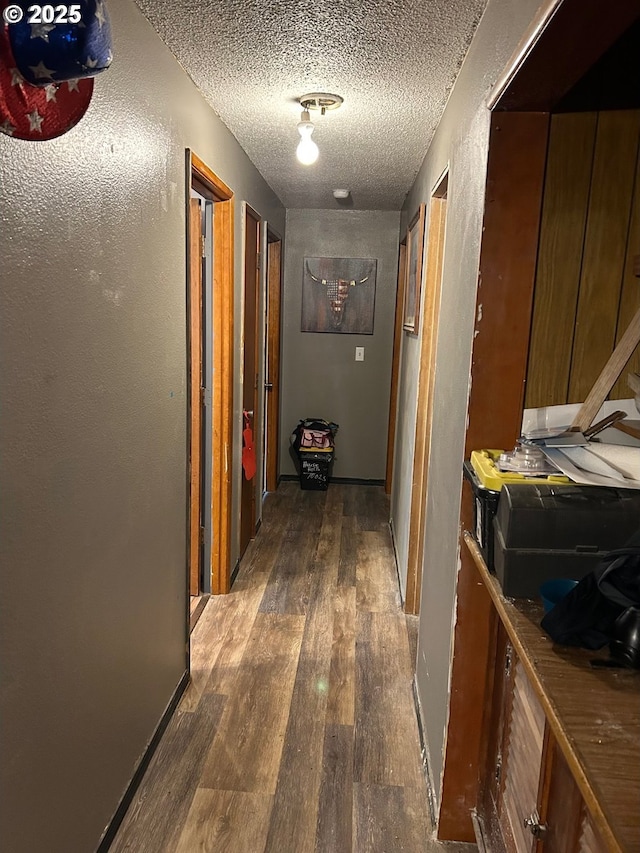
[403,203,426,334]
[301,256,377,334]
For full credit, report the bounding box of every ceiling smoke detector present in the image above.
[333,189,350,199]
[299,93,344,116]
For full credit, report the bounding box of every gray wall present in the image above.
[0,2,284,851]
[389,0,545,811]
[280,210,401,480]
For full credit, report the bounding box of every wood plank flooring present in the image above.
[110,483,477,853]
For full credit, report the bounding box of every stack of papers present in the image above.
[529,439,640,489]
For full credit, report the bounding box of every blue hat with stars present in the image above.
[7,0,112,87]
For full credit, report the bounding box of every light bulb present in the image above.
[296,110,319,165]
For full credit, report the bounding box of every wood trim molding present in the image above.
[190,152,233,201]
[265,235,282,493]
[96,669,190,852]
[188,198,203,596]
[385,239,407,494]
[212,196,234,593]
[239,203,262,557]
[439,112,549,840]
[464,111,549,456]
[189,150,234,595]
[489,0,640,112]
[487,0,563,109]
[404,188,447,615]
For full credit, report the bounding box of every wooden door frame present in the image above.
[437,0,640,839]
[240,203,262,557]
[187,197,204,596]
[404,173,448,615]
[385,238,407,495]
[188,151,234,595]
[265,228,282,493]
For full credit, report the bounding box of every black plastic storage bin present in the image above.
[292,418,338,491]
[299,450,333,491]
[463,460,500,571]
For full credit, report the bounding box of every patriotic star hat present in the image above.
[7,0,112,86]
[0,17,93,140]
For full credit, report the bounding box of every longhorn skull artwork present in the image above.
[301,257,377,334]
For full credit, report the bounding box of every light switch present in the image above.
[355,346,365,362]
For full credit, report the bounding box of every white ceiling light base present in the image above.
[333,189,350,199]
[295,93,343,166]
[299,93,344,115]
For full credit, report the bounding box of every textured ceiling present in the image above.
[134,0,487,210]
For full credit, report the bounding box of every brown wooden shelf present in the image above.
[464,531,640,853]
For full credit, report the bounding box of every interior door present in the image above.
[240,205,261,557]
[264,231,282,493]
[188,197,204,595]
[385,238,407,494]
[404,174,448,614]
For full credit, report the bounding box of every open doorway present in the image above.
[188,151,234,599]
[385,237,407,494]
[187,188,209,621]
[240,204,262,559]
[404,170,448,615]
[264,229,283,494]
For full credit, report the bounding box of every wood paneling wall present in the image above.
[525,109,640,408]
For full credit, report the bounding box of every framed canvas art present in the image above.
[301,257,377,334]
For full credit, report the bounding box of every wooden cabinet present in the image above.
[478,625,609,853]
[466,534,639,853]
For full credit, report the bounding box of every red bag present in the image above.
[242,412,256,480]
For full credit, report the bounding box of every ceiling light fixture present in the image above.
[296,92,343,166]
[296,110,319,165]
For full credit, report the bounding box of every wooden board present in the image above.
[315,724,354,851]
[569,110,640,404]
[611,147,640,400]
[571,304,640,431]
[525,112,596,408]
[353,611,423,788]
[200,612,305,794]
[175,789,274,853]
[525,110,640,409]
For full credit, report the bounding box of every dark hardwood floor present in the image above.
[110,482,476,852]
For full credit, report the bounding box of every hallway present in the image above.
[110,483,475,852]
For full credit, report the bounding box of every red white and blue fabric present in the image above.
[0,14,93,140]
[7,0,112,86]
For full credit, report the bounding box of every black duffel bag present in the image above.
[540,530,640,652]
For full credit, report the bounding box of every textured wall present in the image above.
[390,0,544,810]
[281,210,400,480]
[0,2,284,852]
